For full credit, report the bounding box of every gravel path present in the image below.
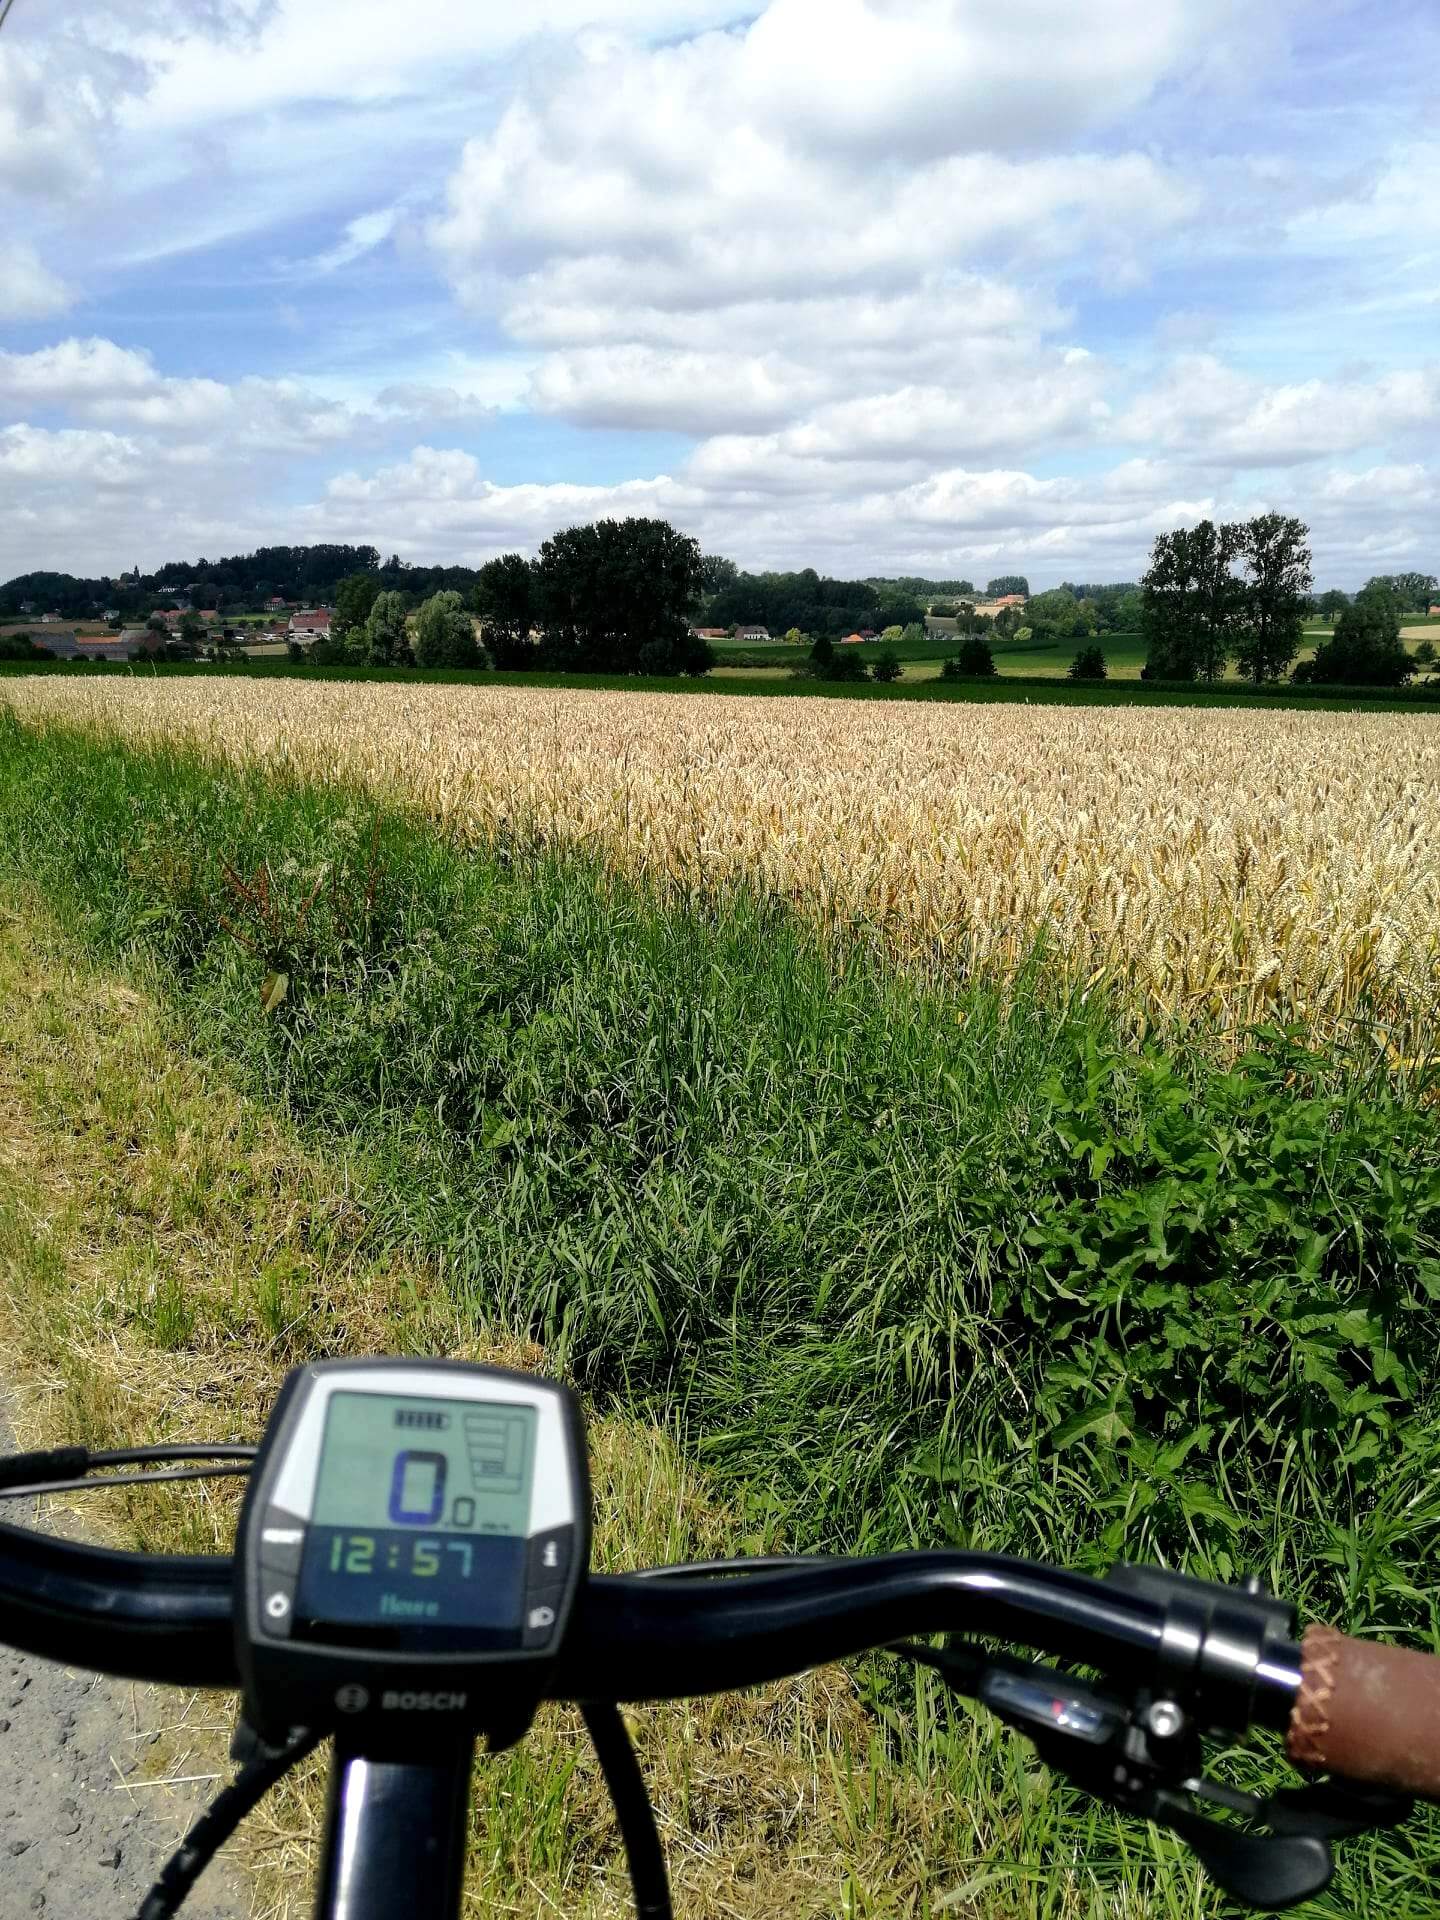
[0,1406,250,1919]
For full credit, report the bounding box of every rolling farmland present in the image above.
[3,674,1438,1041]
[1,679,1438,1917]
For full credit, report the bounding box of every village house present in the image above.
[288,608,333,642]
[733,624,771,642]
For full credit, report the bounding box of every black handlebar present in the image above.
[0,1523,1303,1733]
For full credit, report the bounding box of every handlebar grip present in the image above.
[1287,1623,1440,1801]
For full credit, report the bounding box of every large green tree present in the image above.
[1300,585,1413,686]
[364,591,411,666]
[534,517,707,674]
[332,572,382,653]
[1141,520,1246,681]
[1235,512,1312,682]
[413,591,482,669]
[1316,588,1351,621]
[474,554,537,668]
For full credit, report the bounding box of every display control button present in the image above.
[259,1529,304,1576]
[528,1527,573,1587]
[261,1579,294,1638]
[260,1507,306,1577]
[523,1584,565,1648]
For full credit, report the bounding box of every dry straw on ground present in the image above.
[5,676,1439,1037]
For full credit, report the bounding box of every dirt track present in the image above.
[0,1401,247,1919]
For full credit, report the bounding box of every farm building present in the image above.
[34,629,161,663]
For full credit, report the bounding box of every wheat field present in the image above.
[4,675,1439,1038]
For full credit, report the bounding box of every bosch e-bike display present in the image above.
[234,1359,589,1747]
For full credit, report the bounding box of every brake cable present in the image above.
[582,1704,673,1920]
[0,1445,255,1500]
[132,1725,321,1920]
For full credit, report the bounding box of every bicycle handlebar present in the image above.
[1,1521,1436,1808]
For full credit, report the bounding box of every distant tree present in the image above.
[870,648,902,682]
[809,633,836,675]
[1235,512,1311,682]
[872,591,925,627]
[1024,588,1089,645]
[413,591,482,669]
[1317,588,1351,621]
[992,606,1024,641]
[986,576,1029,597]
[365,591,411,666]
[782,626,806,646]
[475,554,538,668]
[879,624,905,644]
[534,518,705,674]
[1414,639,1437,670]
[179,611,205,647]
[1365,571,1436,611]
[1068,644,1108,681]
[1141,520,1245,680]
[944,637,996,678]
[1299,585,1412,686]
[332,572,382,653]
[699,554,740,599]
[953,600,985,635]
[708,567,880,638]
[899,622,927,646]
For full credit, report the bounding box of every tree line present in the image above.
[320,518,713,675]
[0,547,490,623]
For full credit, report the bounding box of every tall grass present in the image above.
[0,708,1438,1913]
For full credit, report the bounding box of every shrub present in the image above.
[1068,644,1108,681]
[637,633,716,676]
[942,638,996,678]
[824,649,869,682]
[869,648,902,683]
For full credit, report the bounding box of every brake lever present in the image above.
[919,1645,1406,1912]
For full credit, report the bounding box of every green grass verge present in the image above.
[0,709,1438,1913]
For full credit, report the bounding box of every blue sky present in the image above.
[1,0,1437,587]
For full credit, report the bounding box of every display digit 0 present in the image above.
[389,1449,447,1525]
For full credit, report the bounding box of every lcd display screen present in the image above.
[292,1392,537,1642]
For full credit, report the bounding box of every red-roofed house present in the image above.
[288,609,333,641]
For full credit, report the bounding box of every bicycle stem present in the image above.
[316,1742,475,1920]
